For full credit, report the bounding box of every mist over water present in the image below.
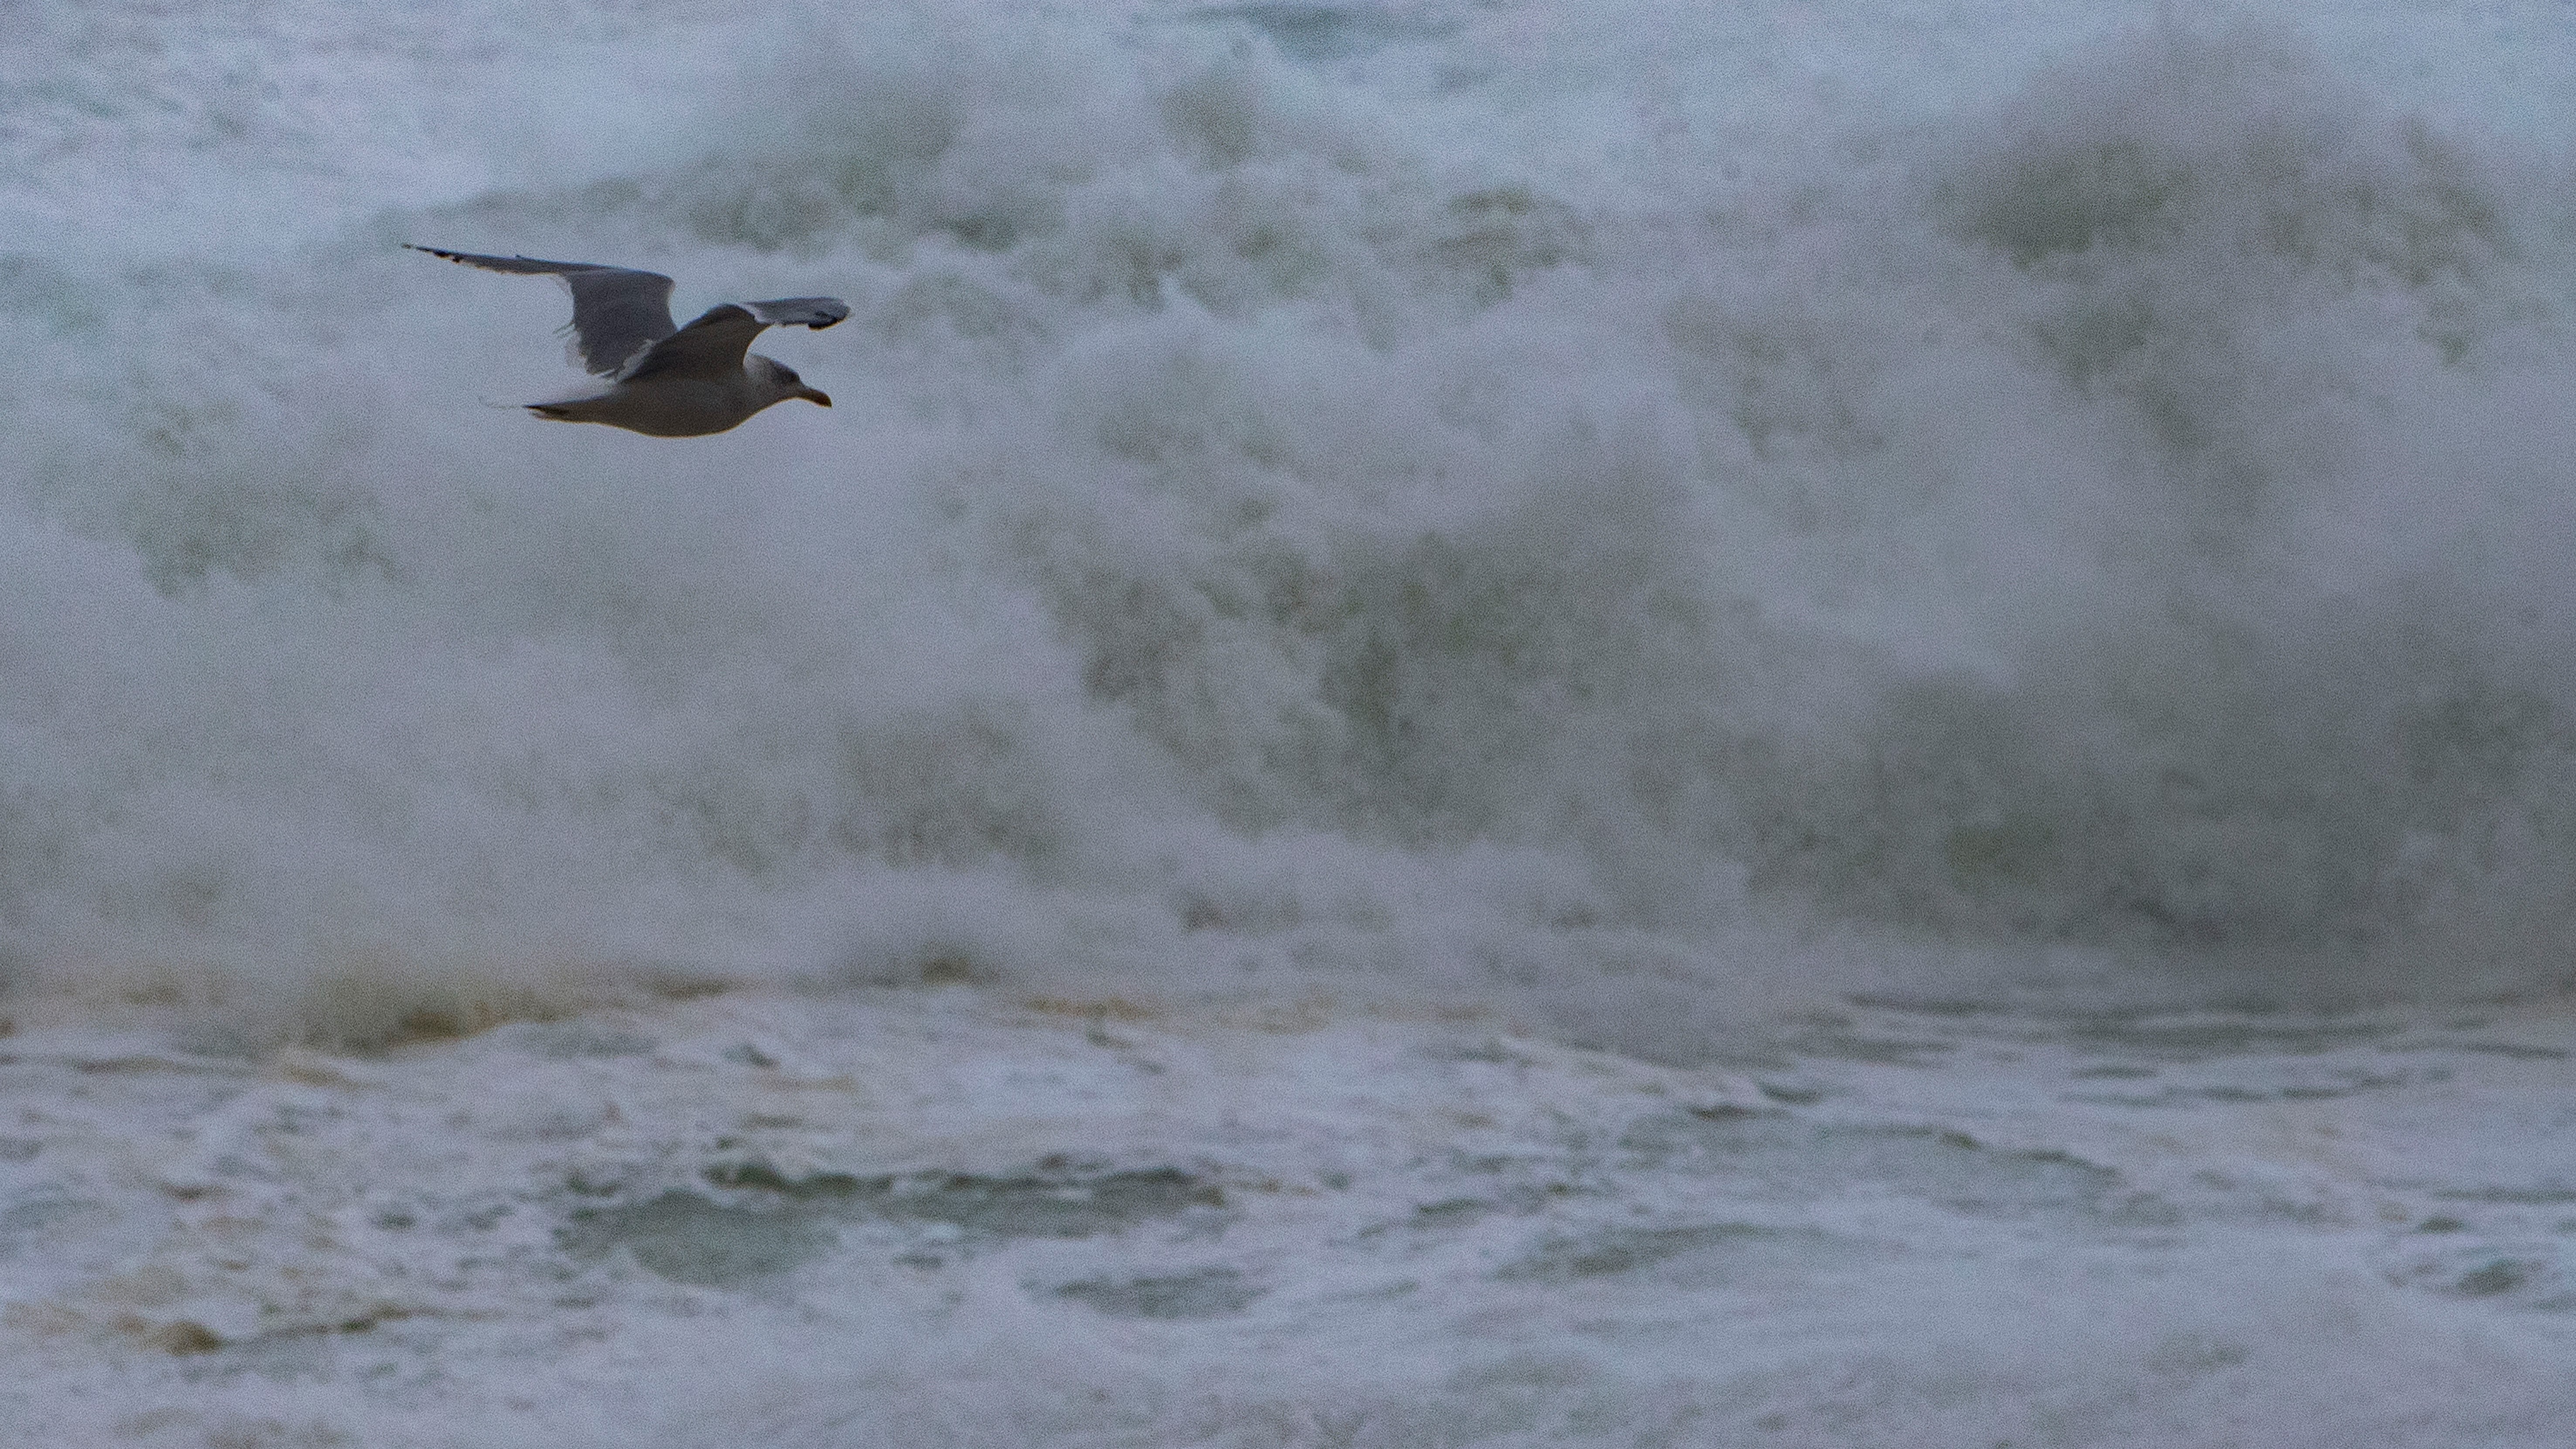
[5,0,2576,1043]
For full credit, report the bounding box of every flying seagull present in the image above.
[408,245,850,437]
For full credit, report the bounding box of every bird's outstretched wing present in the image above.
[619,298,852,384]
[407,245,679,377]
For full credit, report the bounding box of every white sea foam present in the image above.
[3,0,2574,1048]
[7,4,2576,1440]
[3,7,2574,1022]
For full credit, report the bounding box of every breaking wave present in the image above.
[2,5,2573,1041]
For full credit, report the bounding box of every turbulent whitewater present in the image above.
[3,0,2574,1444]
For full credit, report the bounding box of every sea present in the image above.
[4,0,2576,1443]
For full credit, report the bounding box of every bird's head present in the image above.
[758,356,831,409]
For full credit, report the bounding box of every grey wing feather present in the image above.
[407,245,678,377]
[619,297,850,383]
[617,304,770,383]
[743,297,852,330]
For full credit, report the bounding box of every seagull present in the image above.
[408,246,850,437]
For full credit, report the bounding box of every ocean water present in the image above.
[4,0,2576,1443]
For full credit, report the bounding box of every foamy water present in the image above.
[4,0,2574,1443]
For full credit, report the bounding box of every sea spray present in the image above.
[0,5,2570,1042]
